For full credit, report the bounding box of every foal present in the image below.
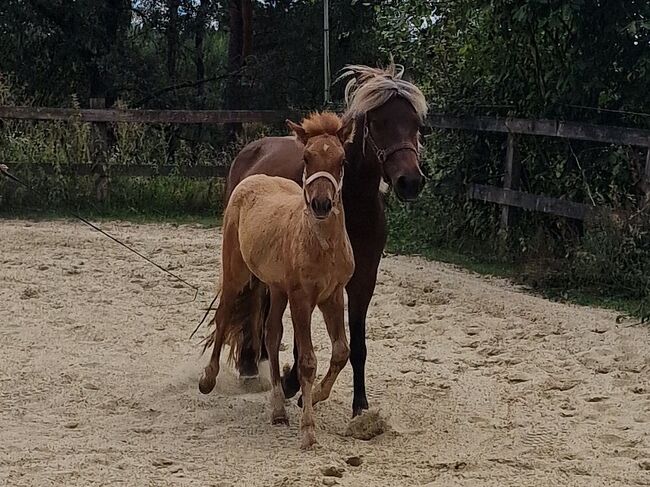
[199,112,355,449]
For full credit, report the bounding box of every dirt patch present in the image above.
[1,219,649,486]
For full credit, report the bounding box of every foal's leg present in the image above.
[289,292,317,449]
[265,287,289,425]
[312,287,349,406]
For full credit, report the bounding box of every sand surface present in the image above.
[1,219,649,486]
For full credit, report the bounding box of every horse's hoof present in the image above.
[237,359,259,379]
[198,374,216,394]
[272,414,289,426]
[300,432,317,450]
[281,373,300,399]
[352,399,368,418]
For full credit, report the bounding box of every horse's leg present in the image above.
[280,339,300,399]
[237,279,269,378]
[312,286,349,406]
[265,287,289,425]
[346,247,381,417]
[289,292,317,449]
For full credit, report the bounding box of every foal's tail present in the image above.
[201,276,269,366]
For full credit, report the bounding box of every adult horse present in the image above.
[226,64,428,417]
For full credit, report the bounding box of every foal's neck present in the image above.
[303,202,346,251]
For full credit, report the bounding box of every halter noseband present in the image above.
[302,170,343,207]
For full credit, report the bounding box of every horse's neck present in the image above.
[342,137,382,207]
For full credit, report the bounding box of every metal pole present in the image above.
[323,0,331,104]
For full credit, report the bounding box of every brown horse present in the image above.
[199,112,355,449]
[225,64,428,417]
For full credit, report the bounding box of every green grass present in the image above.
[387,240,646,320]
[0,207,222,227]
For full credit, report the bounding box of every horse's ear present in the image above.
[286,119,308,145]
[337,117,355,145]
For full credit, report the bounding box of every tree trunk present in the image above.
[224,0,244,138]
[167,0,180,83]
[241,0,252,60]
[195,0,209,107]
[166,0,181,163]
[193,0,210,162]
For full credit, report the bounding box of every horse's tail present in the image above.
[201,276,269,367]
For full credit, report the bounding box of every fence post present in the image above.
[499,132,521,245]
[89,97,110,203]
[643,145,650,205]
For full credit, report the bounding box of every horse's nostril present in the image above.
[323,199,332,212]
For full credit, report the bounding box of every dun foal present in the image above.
[199,112,355,449]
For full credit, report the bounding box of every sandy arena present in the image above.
[1,219,649,486]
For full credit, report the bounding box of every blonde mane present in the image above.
[300,111,343,138]
[336,63,428,122]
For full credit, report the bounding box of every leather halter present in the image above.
[362,115,419,165]
[302,169,343,207]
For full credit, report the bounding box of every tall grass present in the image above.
[0,77,281,217]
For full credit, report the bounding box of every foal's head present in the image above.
[287,112,354,220]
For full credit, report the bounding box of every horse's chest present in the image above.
[301,250,354,300]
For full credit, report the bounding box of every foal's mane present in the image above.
[300,111,343,139]
[336,63,428,121]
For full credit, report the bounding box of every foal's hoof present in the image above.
[300,431,317,450]
[198,374,216,394]
[271,414,289,426]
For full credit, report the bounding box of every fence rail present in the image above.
[2,105,649,224]
[3,162,228,179]
[428,113,650,147]
[0,106,294,124]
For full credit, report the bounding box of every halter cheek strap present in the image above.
[363,122,419,165]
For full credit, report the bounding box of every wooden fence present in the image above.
[2,103,649,228]
[428,113,650,233]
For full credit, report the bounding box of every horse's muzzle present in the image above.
[394,174,425,202]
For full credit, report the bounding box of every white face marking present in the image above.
[323,143,330,153]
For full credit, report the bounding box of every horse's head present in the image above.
[287,112,354,220]
[338,63,428,202]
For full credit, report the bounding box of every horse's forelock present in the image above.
[336,64,428,122]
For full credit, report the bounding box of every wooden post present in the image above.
[643,145,650,205]
[89,97,110,203]
[499,133,521,246]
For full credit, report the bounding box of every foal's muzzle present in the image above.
[310,197,333,219]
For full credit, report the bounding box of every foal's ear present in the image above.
[286,119,308,145]
[337,117,355,145]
